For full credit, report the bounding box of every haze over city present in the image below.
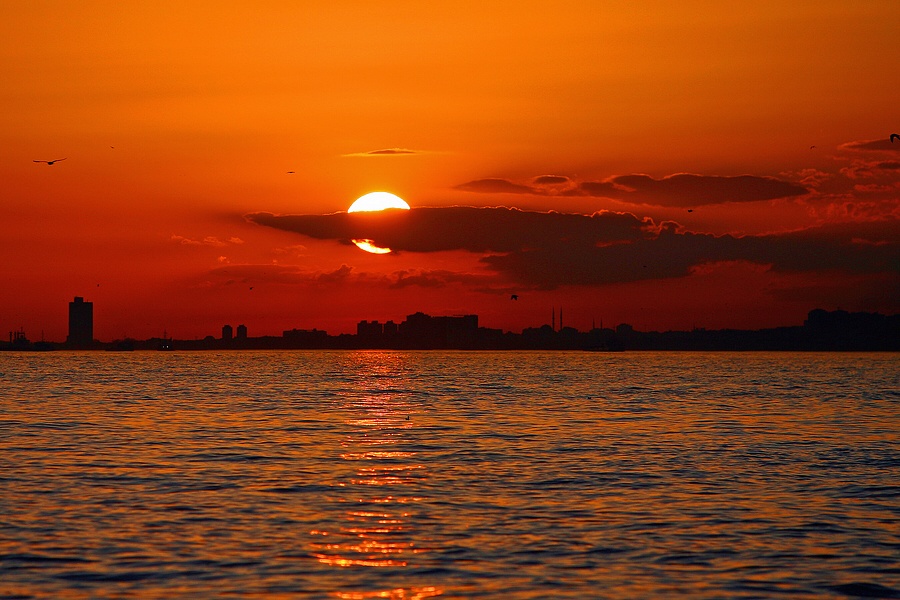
[2,2,898,341]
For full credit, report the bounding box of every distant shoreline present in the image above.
[3,309,897,353]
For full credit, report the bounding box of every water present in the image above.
[1,351,898,599]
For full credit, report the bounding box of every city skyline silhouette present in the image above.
[3,296,896,352]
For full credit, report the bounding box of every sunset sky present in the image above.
[2,1,898,341]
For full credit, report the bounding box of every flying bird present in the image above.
[33,158,67,165]
[891,133,900,143]
[510,294,519,300]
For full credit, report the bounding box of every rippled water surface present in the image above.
[1,351,898,599]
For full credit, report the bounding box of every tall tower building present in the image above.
[68,297,93,346]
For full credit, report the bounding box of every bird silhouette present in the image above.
[510,294,519,300]
[34,158,67,165]
[891,133,900,143]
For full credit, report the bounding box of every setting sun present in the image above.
[348,192,410,213]
[348,192,411,254]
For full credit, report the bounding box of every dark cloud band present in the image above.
[247,207,897,290]
[456,173,808,206]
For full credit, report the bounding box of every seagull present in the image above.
[510,294,519,300]
[891,133,900,143]
[34,158,67,165]
[687,209,694,213]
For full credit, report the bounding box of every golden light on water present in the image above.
[332,586,443,599]
[310,354,439,598]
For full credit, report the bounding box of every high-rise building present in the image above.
[68,296,93,346]
[236,324,248,339]
[357,320,383,336]
[222,324,233,340]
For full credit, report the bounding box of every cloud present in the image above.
[455,173,807,206]
[207,263,357,286]
[247,207,898,292]
[768,271,899,308]
[171,234,243,247]
[570,173,809,207]
[481,218,899,288]
[532,175,571,185]
[454,178,537,194]
[343,148,420,157]
[204,261,493,292]
[388,269,491,289]
[785,157,900,221]
[316,264,354,283]
[247,206,653,254]
[840,138,900,152]
[273,243,309,257]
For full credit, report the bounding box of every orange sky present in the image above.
[1,1,898,341]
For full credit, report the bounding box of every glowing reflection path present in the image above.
[313,352,442,599]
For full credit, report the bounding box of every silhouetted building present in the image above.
[10,328,28,346]
[222,324,233,341]
[398,312,479,348]
[282,328,328,346]
[67,297,93,347]
[357,320,383,337]
[236,324,248,340]
[802,308,898,350]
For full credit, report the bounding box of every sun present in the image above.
[348,191,410,213]
[348,192,410,254]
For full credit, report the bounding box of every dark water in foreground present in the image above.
[0,351,898,599]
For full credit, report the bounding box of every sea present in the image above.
[0,351,897,599]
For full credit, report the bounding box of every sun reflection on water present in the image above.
[311,352,440,598]
[332,586,443,600]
